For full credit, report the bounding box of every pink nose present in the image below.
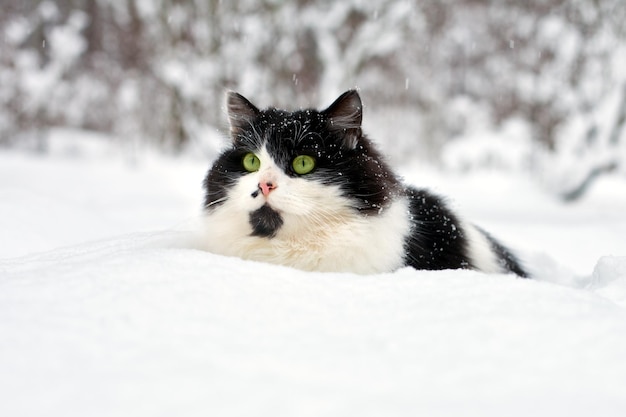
[259,181,277,197]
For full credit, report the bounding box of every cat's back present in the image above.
[403,186,527,276]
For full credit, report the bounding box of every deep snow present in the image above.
[1,131,626,416]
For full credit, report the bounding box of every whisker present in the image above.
[205,196,228,208]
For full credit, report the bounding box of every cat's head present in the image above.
[203,90,400,238]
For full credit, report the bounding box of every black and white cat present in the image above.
[203,90,527,277]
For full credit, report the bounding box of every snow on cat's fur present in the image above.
[203,90,527,276]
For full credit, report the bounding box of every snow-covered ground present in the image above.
[2,130,626,416]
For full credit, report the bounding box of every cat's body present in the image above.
[203,90,527,277]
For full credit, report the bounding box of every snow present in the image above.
[2,130,626,416]
[592,256,626,308]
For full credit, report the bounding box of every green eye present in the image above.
[292,155,316,175]
[242,153,260,172]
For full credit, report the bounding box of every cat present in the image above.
[202,90,528,277]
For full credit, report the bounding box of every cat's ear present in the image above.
[226,91,260,139]
[323,90,363,149]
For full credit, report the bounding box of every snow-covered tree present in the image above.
[1,0,624,199]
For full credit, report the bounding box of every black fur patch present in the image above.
[403,187,472,271]
[203,148,250,211]
[249,204,284,238]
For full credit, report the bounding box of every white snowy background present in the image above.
[2,1,626,416]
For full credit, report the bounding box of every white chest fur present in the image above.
[203,194,411,275]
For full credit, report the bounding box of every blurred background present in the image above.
[1,0,625,201]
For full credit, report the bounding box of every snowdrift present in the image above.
[2,231,626,417]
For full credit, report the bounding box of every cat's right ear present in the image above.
[226,92,260,139]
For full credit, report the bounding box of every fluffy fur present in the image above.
[202,90,527,277]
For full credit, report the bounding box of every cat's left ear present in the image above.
[323,90,363,149]
[226,91,260,139]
